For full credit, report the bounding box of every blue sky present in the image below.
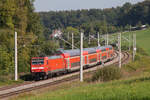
[34,0,144,12]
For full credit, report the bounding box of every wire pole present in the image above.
[107,33,109,45]
[15,31,18,81]
[98,32,100,46]
[135,34,136,54]
[80,32,83,82]
[72,33,74,50]
[129,25,131,51]
[88,33,91,44]
[105,34,107,46]
[118,33,121,68]
[133,34,135,61]
[129,34,131,51]
[133,34,136,61]
[68,32,69,40]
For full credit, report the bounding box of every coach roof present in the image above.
[58,45,112,57]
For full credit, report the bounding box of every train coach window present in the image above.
[101,49,106,52]
[89,58,97,63]
[109,48,112,50]
[102,56,107,60]
[71,62,80,67]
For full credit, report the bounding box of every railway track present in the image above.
[0,51,130,99]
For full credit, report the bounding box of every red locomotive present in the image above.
[31,45,114,80]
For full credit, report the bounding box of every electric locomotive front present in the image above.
[31,57,48,79]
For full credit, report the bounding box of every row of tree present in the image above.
[40,0,150,35]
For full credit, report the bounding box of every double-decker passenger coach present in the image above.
[31,45,114,80]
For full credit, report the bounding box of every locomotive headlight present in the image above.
[32,67,44,70]
[39,67,44,69]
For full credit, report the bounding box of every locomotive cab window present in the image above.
[89,58,97,63]
[32,59,44,65]
[101,49,106,52]
[109,47,112,50]
[48,55,62,59]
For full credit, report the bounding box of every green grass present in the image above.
[14,75,150,100]
[123,53,150,72]
[135,29,150,55]
[124,28,150,55]
[0,79,23,87]
[110,28,150,55]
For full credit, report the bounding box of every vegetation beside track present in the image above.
[0,80,23,87]
[91,66,122,82]
[13,75,150,100]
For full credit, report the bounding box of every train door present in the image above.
[84,55,89,66]
[65,58,70,70]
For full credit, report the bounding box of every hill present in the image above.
[39,0,150,34]
[121,28,150,55]
[135,28,150,55]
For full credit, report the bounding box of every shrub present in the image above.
[136,46,149,56]
[121,45,129,51]
[92,66,122,82]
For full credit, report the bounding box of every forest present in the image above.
[40,0,150,35]
[0,0,150,80]
[0,0,58,79]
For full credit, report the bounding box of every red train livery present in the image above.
[31,45,114,79]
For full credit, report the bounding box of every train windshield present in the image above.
[32,59,44,65]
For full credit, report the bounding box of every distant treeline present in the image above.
[40,0,150,34]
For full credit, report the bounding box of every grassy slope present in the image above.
[123,28,150,55]
[15,75,150,100]
[135,28,150,55]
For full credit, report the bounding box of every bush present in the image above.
[92,66,122,82]
[121,45,129,51]
[136,46,149,56]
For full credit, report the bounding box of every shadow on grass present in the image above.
[123,76,150,84]
[110,76,150,86]
[97,96,150,100]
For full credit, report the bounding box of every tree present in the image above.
[0,0,16,29]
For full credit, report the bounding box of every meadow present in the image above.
[135,28,150,55]
[123,28,150,55]
[14,75,150,100]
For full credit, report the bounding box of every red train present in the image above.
[31,45,114,80]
